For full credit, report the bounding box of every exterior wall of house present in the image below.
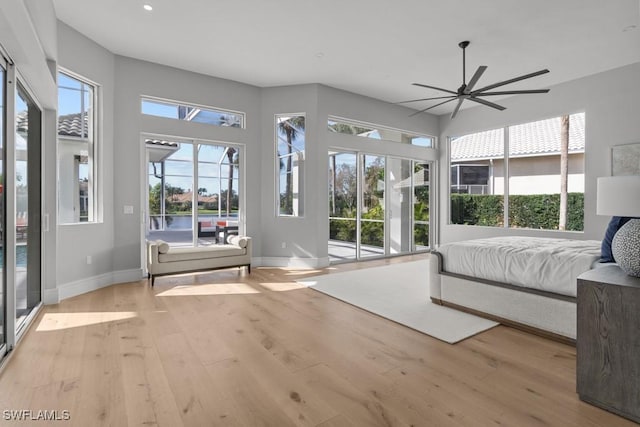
[454,153,585,195]
[439,62,640,244]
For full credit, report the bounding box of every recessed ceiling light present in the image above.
[143,4,153,11]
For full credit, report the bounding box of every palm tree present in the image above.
[225,147,238,217]
[278,116,305,214]
[559,115,569,230]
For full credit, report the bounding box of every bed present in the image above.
[429,236,603,344]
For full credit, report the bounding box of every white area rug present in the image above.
[297,259,498,344]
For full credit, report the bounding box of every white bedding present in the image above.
[436,236,602,297]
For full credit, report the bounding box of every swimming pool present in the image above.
[0,245,28,268]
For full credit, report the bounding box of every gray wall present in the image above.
[113,56,262,272]
[438,62,640,244]
[57,22,116,285]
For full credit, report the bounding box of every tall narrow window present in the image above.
[276,114,305,216]
[58,70,98,223]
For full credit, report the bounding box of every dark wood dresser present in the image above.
[577,264,640,423]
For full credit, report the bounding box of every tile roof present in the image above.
[145,139,179,149]
[451,113,585,161]
[58,112,89,138]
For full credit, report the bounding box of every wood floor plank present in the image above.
[204,358,298,427]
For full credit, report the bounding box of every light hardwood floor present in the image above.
[0,255,635,426]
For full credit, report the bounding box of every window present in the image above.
[450,113,585,231]
[276,114,305,216]
[328,116,434,147]
[58,70,98,223]
[141,97,244,128]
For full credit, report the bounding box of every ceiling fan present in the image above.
[398,41,550,118]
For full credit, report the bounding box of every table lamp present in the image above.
[597,176,640,277]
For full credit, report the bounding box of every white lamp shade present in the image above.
[596,176,640,217]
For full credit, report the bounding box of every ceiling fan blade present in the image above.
[412,83,458,95]
[394,95,457,104]
[471,69,549,94]
[464,66,487,93]
[476,89,550,96]
[409,97,458,117]
[468,97,506,111]
[450,98,465,119]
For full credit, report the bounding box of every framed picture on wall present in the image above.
[612,143,640,176]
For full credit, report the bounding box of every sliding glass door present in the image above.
[360,155,385,259]
[0,61,5,354]
[328,152,357,261]
[388,157,412,255]
[146,138,242,247]
[0,58,43,360]
[15,82,42,330]
[328,151,431,263]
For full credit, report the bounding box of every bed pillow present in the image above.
[601,217,635,262]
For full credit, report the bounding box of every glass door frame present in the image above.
[1,60,44,356]
[142,134,246,252]
[328,149,433,264]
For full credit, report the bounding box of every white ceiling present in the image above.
[52,0,640,116]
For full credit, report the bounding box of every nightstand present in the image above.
[577,264,640,423]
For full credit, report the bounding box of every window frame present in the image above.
[328,116,435,148]
[275,113,306,218]
[448,112,586,232]
[141,96,246,129]
[57,68,101,224]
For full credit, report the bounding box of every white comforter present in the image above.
[436,236,602,297]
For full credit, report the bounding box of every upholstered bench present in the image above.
[146,235,251,286]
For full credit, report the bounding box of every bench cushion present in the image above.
[158,245,245,263]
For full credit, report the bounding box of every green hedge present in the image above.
[451,193,584,231]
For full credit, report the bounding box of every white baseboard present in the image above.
[43,288,59,305]
[50,268,145,303]
[255,257,330,269]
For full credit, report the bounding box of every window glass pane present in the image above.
[360,155,385,258]
[328,152,357,262]
[450,128,504,226]
[328,116,434,147]
[508,113,585,231]
[141,98,244,128]
[276,114,305,216]
[58,71,97,223]
[413,162,430,249]
[58,73,81,89]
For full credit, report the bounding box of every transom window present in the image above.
[328,116,434,147]
[141,97,245,128]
